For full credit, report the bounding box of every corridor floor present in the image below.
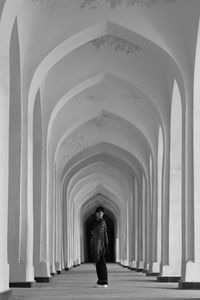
[11,263,200,300]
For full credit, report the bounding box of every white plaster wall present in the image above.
[2,0,200,290]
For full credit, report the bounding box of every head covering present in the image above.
[96,206,104,213]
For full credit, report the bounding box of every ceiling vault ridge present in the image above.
[78,0,177,10]
[28,19,183,121]
[88,34,142,55]
[60,142,142,184]
[48,71,163,145]
[55,108,152,159]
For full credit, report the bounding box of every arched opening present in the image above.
[84,208,116,263]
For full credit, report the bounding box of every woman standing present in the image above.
[90,206,108,287]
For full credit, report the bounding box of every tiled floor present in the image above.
[11,263,200,299]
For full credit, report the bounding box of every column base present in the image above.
[34,261,51,278]
[144,262,150,272]
[183,261,200,282]
[65,268,70,271]
[9,263,34,282]
[55,262,61,273]
[0,290,12,300]
[136,261,144,271]
[179,281,200,289]
[57,270,62,275]
[132,260,144,272]
[149,262,160,274]
[34,276,53,283]
[146,271,159,276]
[131,260,137,269]
[0,262,9,292]
[9,281,36,288]
[157,276,181,282]
[50,264,56,274]
[159,264,181,280]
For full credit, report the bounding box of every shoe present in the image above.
[95,284,108,288]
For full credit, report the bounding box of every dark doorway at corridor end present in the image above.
[85,211,115,262]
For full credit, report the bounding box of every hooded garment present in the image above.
[90,218,108,262]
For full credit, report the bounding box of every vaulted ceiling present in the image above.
[11,0,200,215]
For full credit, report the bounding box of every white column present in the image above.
[149,153,160,274]
[0,2,24,292]
[7,20,21,283]
[48,160,56,274]
[7,19,34,284]
[129,188,135,268]
[159,132,170,278]
[33,92,51,279]
[157,128,162,271]
[65,193,71,269]
[179,20,200,287]
[70,201,74,268]
[120,205,127,265]
[125,201,129,267]
[14,71,35,283]
[179,89,195,287]
[137,175,145,270]
[62,184,68,269]
[159,83,182,281]
[0,66,10,294]
[167,81,182,278]
[132,177,138,269]
[55,166,62,272]
[123,203,128,266]
[145,158,152,272]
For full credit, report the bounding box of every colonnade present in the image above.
[1,1,200,300]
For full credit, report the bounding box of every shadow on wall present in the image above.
[85,212,115,262]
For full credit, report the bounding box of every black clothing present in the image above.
[90,219,108,262]
[90,218,109,285]
[96,255,108,285]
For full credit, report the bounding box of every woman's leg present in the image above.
[96,260,101,283]
[96,256,108,285]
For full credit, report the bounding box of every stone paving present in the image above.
[11,263,200,300]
